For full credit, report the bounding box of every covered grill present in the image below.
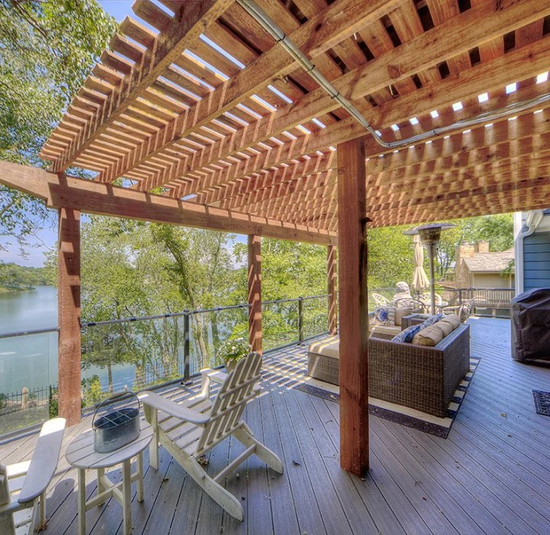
[511,288,550,363]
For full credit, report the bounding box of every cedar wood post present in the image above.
[248,235,262,354]
[58,207,82,425]
[337,137,369,475]
[327,244,338,334]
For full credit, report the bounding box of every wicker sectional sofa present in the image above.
[307,324,470,417]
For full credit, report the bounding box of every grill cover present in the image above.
[511,288,550,362]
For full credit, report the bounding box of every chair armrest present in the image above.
[6,461,30,479]
[138,391,210,425]
[200,368,228,385]
[18,418,65,504]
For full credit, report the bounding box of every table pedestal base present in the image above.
[77,452,144,535]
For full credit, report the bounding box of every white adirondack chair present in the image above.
[0,417,66,534]
[139,352,283,520]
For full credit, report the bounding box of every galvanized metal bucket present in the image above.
[92,391,140,453]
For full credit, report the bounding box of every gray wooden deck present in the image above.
[2,317,550,534]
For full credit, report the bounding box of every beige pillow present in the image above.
[441,314,460,330]
[435,319,454,336]
[412,324,445,346]
[395,307,413,327]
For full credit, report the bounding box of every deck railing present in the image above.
[369,286,516,318]
[442,287,515,317]
[0,294,329,437]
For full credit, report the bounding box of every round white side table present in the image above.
[66,420,153,535]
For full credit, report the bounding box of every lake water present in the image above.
[0,286,136,394]
[0,286,58,335]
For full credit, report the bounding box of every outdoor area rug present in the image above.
[533,390,550,416]
[294,355,481,439]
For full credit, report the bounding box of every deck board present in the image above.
[1,317,550,534]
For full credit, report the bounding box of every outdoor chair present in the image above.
[372,293,390,306]
[443,298,475,322]
[421,292,443,305]
[0,418,65,534]
[394,297,428,313]
[139,352,283,521]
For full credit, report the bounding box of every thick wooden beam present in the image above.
[327,244,338,335]
[337,136,369,476]
[58,208,81,426]
[248,235,262,355]
[0,161,336,245]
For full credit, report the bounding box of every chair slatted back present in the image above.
[195,352,262,456]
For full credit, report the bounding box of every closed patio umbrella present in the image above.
[412,235,430,293]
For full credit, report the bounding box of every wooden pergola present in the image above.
[2,0,550,477]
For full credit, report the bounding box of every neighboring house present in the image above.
[455,241,515,289]
[514,210,550,294]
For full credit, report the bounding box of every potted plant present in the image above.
[216,336,251,372]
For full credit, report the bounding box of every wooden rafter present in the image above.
[46,0,236,172]
[127,0,550,195]
[34,0,550,236]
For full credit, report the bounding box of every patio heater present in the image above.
[405,223,455,315]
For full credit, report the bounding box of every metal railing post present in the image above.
[183,311,190,379]
[298,297,304,344]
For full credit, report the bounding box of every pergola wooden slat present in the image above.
[3,0,550,476]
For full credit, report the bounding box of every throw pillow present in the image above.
[422,313,444,327]
[395,307,414,327]
[392,323,423,343]
[374,306,396,326]
[435,319,454,337]
[443,313,461,329]
[412,324,445,346]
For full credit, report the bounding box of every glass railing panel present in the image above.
[262,299,299,351]
[81,315,186,406]
[302,296,329,340]
[0,329,58,435]
[188,306,249,375]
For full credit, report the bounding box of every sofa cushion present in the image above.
[373,306,395,325]
[370,324,402,339]
[395,307,414,327]
[308,338,339,359]
[391,323,423,343]
[441,314,461,329]
[412,324,446,346]
[392,313,443,343]
[412,314,461,346]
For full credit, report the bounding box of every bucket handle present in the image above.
[92,390,140,430]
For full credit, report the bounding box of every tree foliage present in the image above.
[0,0,116,250]
[0,261,47,291]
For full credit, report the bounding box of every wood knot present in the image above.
[315,23,322,32]
[388,65,401,79]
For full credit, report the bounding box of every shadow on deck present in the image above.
[2,317,550,534]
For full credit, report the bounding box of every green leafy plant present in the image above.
[48,385,58,418]
[216,337,251,366]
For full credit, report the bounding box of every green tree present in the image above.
[151,225,237,368]
[0,0,116,251]
[367,226,415,289]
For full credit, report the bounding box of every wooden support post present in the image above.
[58,207,81,426]
[327,244,338,335]
[337,137,369,476]
[248,235,262,355]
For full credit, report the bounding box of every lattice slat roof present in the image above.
[40,0,550,235]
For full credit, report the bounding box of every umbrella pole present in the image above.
[428,242,436,315]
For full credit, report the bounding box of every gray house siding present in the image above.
[523,233,550,290]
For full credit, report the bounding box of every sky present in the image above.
[1,1,151,268]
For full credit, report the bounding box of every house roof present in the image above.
[27,0,550,236]
[463,249,515,273]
